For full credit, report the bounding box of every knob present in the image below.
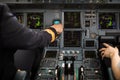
[71,50,75,54]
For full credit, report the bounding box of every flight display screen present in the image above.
[64,12,81,28]
[85,40,95,47]
[99,12,117,29]
[64,31,81,47]
[84,51,96,58]
[27,13,43,29]
[45,51,57,58]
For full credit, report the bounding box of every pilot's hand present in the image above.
[99,43,119,59]
[51,24,63,34]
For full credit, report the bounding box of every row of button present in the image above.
[62,50,80,54]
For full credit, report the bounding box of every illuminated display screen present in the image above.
[64,31,81,47]
[45,51,57,58]
[99,13,117,29]
[14,13,24,23]
[85,40,95,47]
[27,13,43,29]
[84,51,96,58]
[64,12,81,28]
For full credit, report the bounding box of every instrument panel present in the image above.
[1,1,120,80]
[14,9,120,80]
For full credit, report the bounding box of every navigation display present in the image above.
[27,13,43,29]
[99,12,117,29]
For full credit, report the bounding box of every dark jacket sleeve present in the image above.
[0,4,52,49]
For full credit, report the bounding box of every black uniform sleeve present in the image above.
[0,4,52,49]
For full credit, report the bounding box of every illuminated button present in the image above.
[68,63,71,68]
[62,51,65,54]
[71,50,75,54]
[95,70,99,74]
[48,70,53,75]
[55,69,57,75]
[48,70,52,73]
[62,63,65,68]
[67,51,70,54]
[38,73,41,76]
[76,51,80,54]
